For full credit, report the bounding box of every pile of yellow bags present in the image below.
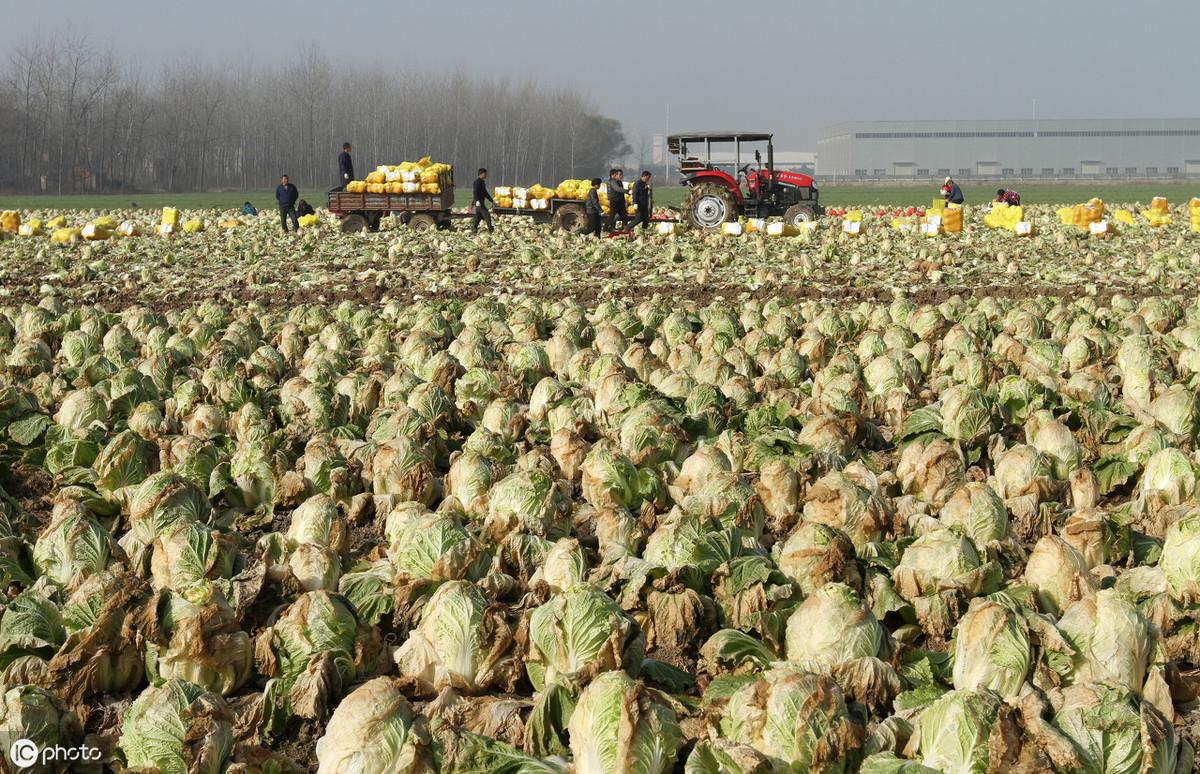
[555,179,592,200]
[182,219,205,234]
[0,211,20,234]
[1113,209,1136,226]
[1056,198,1104,229]
[983,202,1024,231]
[493,185,555,210]
[298,214,320,229]
[348,156,453,195]
[940,204,963,233]
[1190,198,1200,233]
[17,219,43,237]
[1140,196,1171,228]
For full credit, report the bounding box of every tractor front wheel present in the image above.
[682,183,737,229]
[783,204,818,227]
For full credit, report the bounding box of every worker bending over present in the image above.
[941,176,964,205]
[994,188,1021,206]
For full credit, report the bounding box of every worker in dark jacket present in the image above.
[943,176,964,205]
[606,168,629,231]
[337,143,354,190]
[276,174,300,232]
[296,199,315,217]
[471,168,494,233]
[585,178,603,237]
[630,171,652,230]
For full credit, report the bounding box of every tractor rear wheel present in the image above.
[408,213,436,231]
[340,214,368,234]
[683,183,737,229]
[552,203,587,234]
[783,204,818,227]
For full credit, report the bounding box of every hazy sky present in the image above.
[6,0,1199,151]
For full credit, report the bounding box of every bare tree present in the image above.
[0,38,627,195]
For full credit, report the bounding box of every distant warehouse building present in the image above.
[816,119,1200,180]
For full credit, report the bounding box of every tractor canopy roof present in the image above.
[668,132,773,152]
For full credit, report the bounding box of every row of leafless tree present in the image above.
[0,35,630,194]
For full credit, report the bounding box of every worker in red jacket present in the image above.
[994,188,1021,206]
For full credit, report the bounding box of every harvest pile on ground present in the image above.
[0,200,1200,772]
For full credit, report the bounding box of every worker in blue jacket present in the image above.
[276,174,300,232]
[337,143,354,190]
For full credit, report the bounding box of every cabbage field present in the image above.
[1,202,1200,772]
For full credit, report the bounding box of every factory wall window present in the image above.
[1146,167,1158,176]
[917,169,929,176]
[1041,167,1055,176]
[1167,167,1180,175]
[855,169,867,177]
[873,169,886,177]
[957,168,971,177]
[937,168,950,177]
[1061,168,1075,176]
[1125,167,1137,176]
[1020,168,1033,176]
[1001,168,1014,177]
[1105,167,1119,176]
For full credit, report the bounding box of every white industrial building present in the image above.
[816,119,1200,180]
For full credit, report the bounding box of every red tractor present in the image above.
[668,132,822,229]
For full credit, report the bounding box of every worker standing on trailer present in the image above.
[942,176,964,205]
[337,143,354,191]
[585,178,603,237]
[630,171,652,230]
[606,168,629,231]
[276,174,300,233]
[471,168,495,233]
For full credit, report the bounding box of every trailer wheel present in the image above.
[408,214,437,231]
[340,214,368,234]
[368,212,383,232]
[552,203,586,234]
[783,204,818,227]
[682,183,737,229]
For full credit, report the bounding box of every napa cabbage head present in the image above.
[568,670,681,774]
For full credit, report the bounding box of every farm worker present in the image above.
[585,178,603,238]
[606,168,630,231]
[471,168,495,233]
[241,201,258,216]
[943,176,964,205]
[276,174,300,232]
[296,199,315,218]
[630,171,653,230]
[995,188,1021,206]
[337,143,354,190]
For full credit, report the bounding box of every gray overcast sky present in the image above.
[6,0,1198,151]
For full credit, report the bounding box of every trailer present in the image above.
[327,169,456,233]
[491,198,592,233]
[492,196,670,234]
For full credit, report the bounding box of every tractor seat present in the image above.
[679,157,709,173]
